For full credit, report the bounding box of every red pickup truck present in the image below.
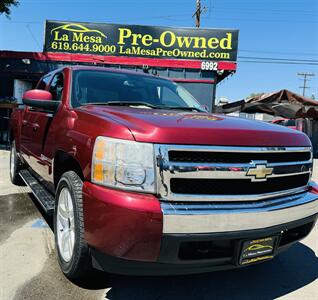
[10,66,318,279]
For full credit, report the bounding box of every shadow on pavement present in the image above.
[103,243,318,300]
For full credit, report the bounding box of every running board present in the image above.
[19,169,55,215]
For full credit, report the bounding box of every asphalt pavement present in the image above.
[0,149,317,300]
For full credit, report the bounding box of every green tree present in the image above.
[0,0,19,17]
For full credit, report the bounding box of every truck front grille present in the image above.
[155,145,312,202]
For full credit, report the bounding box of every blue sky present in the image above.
[0,0,317,102]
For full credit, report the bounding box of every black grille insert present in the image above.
[169,151,311,164]
[170,174,309,195]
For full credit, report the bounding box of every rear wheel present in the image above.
[10,140,24,185]
[54,171,92,280]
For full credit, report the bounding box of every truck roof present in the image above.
[50,65,160,79]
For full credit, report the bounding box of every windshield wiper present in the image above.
[106,101,160,109]
[81,102,205,112]
[81,101,159,109]
[161,106,205,112]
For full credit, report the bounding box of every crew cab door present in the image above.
[20,74,52,164]
[20,72,64,182]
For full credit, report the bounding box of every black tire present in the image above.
[9,140,24,185]
[54,171,92,280]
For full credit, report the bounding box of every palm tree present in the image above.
[0,0,19,17]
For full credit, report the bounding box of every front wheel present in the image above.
[54,171,92,280]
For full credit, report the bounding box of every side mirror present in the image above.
[22,89,60,112]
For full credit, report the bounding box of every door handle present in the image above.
[22,120,28,126]
[32,123,40,132]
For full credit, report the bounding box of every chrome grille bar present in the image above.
[161,162,312,179]
[165,145,312,153]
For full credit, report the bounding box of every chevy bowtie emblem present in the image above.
[246,162,273,181]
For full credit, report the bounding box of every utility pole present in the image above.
[195,0,201,27]
[297,72,315,97]
[193,0,207,28]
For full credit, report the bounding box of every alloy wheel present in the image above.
[56,187,75,262]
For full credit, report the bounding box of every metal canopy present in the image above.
[218,89,318,119]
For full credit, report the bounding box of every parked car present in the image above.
[10,66,318,279]
[296,118,318,158]
[272,118,297,130]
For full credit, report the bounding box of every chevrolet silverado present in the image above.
[10,66,318,279]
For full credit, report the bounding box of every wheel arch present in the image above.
[53,150,84,189]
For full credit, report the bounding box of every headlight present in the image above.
[91,136,156,193]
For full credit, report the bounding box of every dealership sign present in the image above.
[44,20,239,62]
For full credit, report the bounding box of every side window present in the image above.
[37,76,51,90]
[49,73,64,100]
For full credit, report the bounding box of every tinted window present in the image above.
[71,70,201,109]
[49,73,64,100]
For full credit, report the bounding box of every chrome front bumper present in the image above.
[161,191,318,234]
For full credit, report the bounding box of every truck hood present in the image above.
[79,105,310,146]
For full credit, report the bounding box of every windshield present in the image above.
[71,70,203,110]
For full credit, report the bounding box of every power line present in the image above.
[205,16,318,23]
[25,24,42,50]
[238,60,318,66]
[212,6,316,15]
[239,49,318,57]
[238,56,318,63]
